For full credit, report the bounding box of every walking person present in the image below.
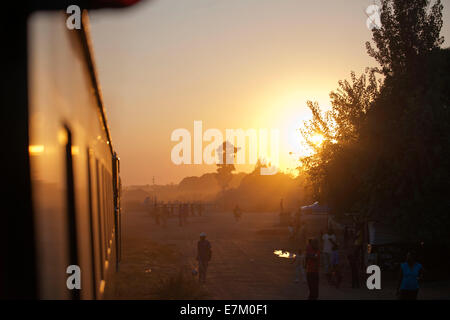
[305,238,320,300]
[291,248,306,284]
[322,228,337,282]
[197,232,212,283]
[397,251,424,300]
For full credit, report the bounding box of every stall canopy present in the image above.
[368,221,403,245]
[301,202,329,214]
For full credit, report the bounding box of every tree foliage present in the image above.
[366,0,444,77]
[300,0,450,244]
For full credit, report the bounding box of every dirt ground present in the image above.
[107,209,450,300]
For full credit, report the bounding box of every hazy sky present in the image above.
[89,0,450,186]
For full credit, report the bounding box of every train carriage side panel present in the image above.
[28,11,116,299]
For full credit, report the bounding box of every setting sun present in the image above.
[310,133,325,146]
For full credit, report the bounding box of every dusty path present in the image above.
[110,210,450,300]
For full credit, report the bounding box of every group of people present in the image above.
[145,198,205,227]
[176,202,204,226]
[290,226,425,300]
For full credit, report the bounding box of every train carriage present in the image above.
[1,1,136,299]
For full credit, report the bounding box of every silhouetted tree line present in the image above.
[301,0,450,244]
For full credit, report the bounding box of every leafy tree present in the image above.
[215,141,238,192]
[366,0,444,77]
[300,0,450,244]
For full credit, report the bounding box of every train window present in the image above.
[63,126,79,300]
[95,159,105,281]
[86,149,97,299]
[102,166,109,256]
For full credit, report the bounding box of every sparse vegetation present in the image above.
[152,271,209,300]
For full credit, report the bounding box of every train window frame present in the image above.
[63,126,80,300]
[86,148,98,299]
[95,159,106,282]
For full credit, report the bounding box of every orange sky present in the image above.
[89,0,450,185]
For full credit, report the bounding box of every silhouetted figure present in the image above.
[190,203,195,217]
[291,248,306,284]
[197,232,212,283]
[298,222,307,250]
[183,203,189,224]
[154,203,160,225]
[169,202,174,217]
[347,252,360,288]
[344,226,349,248]
[178,203,183,226]
[161,203,168,227]
[233,205,242,222]
[198,203,203,217]
[322,228,337,282]
[330,244,342,288]
[305,239,320,300]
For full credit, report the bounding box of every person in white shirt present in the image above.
[291,248,306,283]
[322,228,337,280]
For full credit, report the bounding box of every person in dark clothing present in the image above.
[190,203,195,217]
[178,203,183,226]
[183,203,189,224]
[197,232,212,283]
[198,203,203,216]
[343,226,349,248]
[154,203,160,225]
[305,238,320,300]
[233,205,242,222]
[347,252,360,288]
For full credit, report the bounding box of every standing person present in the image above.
[154,203,160,225]
[330,244,342,288]
[161,203,168,227]
[183,203,188,224]
[397,251,424,300]
[178,203,183,227]
[322,228,337,282]
[347,251,360,288]
[344,226,349,248]
[298,223,308,250]
[287,220,295,241]
[198,203,203,217]
[233,205,241,222]
[305,238,320,300]
[197,232,212,283]
[168,202,174,217]
[291,248,306,283]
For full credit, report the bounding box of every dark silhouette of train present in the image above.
[1,1,140,299]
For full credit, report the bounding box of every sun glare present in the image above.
[310,133,325,146]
